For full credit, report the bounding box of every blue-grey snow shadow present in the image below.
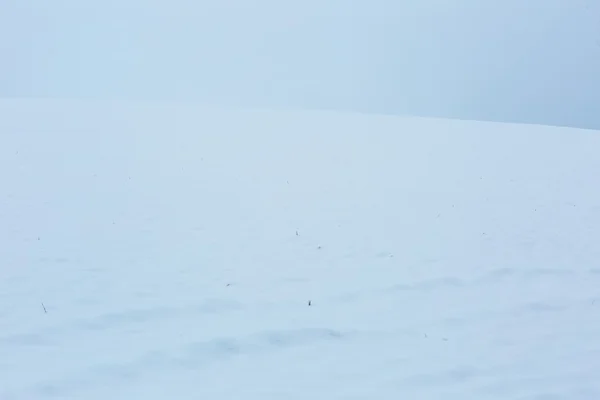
[26,328,348,398]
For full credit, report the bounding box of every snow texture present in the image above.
[1,99,600,399]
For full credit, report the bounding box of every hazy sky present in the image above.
[2,0,600,128]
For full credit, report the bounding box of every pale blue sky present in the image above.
[2,0,600,128]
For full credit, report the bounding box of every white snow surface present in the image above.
[2,99,600,399]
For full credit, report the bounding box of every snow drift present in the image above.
[1,99,600,399]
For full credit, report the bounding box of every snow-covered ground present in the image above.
[2,99,600,399]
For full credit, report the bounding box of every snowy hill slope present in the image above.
[1,100,600,399]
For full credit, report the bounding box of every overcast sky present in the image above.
[2,0,600,128]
